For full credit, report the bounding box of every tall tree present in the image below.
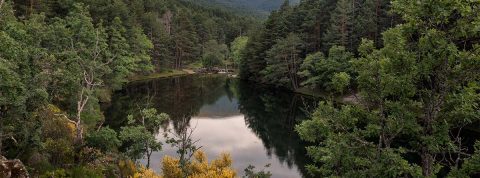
[323,0,354,51]
[297,0,480,177]
[230,36,248,68]
[201,39,228,70]
[298,45,353,91]
[120,108,168,168]
[0,3,48,157]
[106,17,134,90]
[172,9,199,69]
[53,3,113,144]
[262,33,304,89]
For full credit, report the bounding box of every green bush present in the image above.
[85,127,121,152]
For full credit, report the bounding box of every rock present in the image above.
[0,156,29,178]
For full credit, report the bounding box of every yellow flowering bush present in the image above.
[161,151,236,178]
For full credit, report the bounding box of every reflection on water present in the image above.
[104,75,315,178]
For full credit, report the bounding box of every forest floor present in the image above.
[128,69,191,82]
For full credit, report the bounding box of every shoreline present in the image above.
[128,69,193,82]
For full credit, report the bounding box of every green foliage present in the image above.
[86,127,121,153]
[240,0,396,88]
[448,141,480,177]
[40,166,103,178]
[323,0,353,51]
[119,126,160,160]
[201,39,228,69]
[262,33,303,89]
[120,108,169,161]
[105,17,137,90]
[297,0,480,177]
[128,108,170,133]
[296,102,421,177]
[243,164,272,178]
[297,52,325,88]
[42,138,75,167]
[298,46,353,91]
[331,72,350,94]
[230,36,249,67]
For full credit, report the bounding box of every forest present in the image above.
[241,0,480,177]
[0,0,256,177]
[1,0,480,177]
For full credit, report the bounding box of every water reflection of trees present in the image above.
[105,75,227,133]
[234,80,315,178]
[105,75,315,177]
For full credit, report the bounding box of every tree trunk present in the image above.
[146,149,152,168]
[75,87,89,145]
[75,109,84,144]
[421,147,434,176]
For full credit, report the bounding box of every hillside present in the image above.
[186,0,300,18]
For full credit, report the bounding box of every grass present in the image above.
[128,70,189,82]
[186,61,203,69]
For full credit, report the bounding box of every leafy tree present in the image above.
[61,3,112,144]
[243,164,272,178]
[230,36,249,68]
[323,0,354,51]
[105,17,135,90]
[298,46,353,91]
[297,0,480,177]
[85,127,121,153]
[119,126,159,165]
[331,72,350,94]
[120,108,169,168]
[448,141,480,177]
[127,26,154,73]
[0,2,48,157]
[173,9,200,69]
[239,0,395,84]
[165,119,203,176]
[1,0,257,177]
[239,28,268,81]
[262,33,304,89]
[201,39,228,70]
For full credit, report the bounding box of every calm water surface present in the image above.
[105,75,315,178]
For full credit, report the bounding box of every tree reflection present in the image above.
[235,80,315,178]
[104,75,316,177]
[104,75,227,133]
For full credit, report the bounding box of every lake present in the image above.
[104,75,316,178]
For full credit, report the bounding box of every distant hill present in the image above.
[185,0,300,18]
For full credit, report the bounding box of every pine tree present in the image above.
[172,9,199,69]
[298,46,353,91]
[106,17,133,90]
[262,33,304,89]
[297,0,480,177]
[323,0,354,51]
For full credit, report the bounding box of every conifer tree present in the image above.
[297,0,480,177]
[173,10,199,69]
[323,0,354,51]
[262,33,304,89]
